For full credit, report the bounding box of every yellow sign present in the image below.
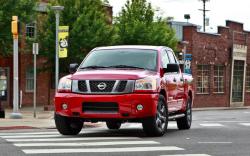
[58,26,69,58]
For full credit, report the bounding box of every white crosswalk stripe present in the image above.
[239,123,250,126]
[0,131,210,155]
[199,123,224,127]
[160,154,212,156]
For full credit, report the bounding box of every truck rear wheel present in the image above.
[142,95,168,136]
[106,121,121,129]
[55,114,83,135]
[177,97,192,130]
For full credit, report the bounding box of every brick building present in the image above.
[175,20,250,107]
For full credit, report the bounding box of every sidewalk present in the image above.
[0,107,103,130]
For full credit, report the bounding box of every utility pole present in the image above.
[52,6,64,93]
[10,16,22,119]
[198,0,210,32]
[33,43,38,118]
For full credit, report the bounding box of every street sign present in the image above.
[58,26,69,58]
[32,43,39,55]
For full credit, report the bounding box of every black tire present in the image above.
[177,97,192,130]
[55,114,83,135]
[106,121,121,129]
[142,95,168,136]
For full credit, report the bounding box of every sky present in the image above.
[108,0,250,33]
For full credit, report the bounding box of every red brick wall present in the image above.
[183,20,250,107]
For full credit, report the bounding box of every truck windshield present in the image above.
[79,49,158,71]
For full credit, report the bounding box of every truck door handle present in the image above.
[173,78,177,82]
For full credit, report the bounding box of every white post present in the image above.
[10,36,22,119]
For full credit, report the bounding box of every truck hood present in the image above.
[71,69,158,80]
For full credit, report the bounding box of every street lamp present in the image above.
[51,6,64,93]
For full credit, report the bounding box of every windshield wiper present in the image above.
[79,65,108,69]
[108,65,145,69]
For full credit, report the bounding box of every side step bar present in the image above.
[168,113,185,120]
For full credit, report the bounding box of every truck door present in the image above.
[161,50,178,112]
[166,50,183,111]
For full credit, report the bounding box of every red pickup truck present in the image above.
[54,46,194,136]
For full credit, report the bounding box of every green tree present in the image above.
[38,0,116,72]
[0,0,36,56]
[115,0,177,49]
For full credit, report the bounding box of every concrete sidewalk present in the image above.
[0,107,103,130]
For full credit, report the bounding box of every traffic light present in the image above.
[11,16,18,35]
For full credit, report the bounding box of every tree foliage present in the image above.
[38,0,116,72]
[0,0,36,56]
[114,0,177,49]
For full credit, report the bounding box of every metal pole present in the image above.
[203,0,205,32]
[55,11,59,93]
[10,37,22,119]
[33,51,36,118]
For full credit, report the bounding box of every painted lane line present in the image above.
[199,123,224,127]
[6,137,140,142]
[14,141,159,147]
[239,123,250,126]
[202,121,249,123]
[0,134,63,139]
[198,142,232,144]
[160,154,211,156]
[23,146,184,154]
[0,131,59,136]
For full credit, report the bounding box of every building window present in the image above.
[246,66,250,92]
[26,68,34,92]
[214,65,224,93]
[26,23,36,38]
[196,65,210,94]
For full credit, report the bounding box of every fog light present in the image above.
[137,104,143,111]
[62,103,68,110]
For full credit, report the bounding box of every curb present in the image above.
[193,106,250,111]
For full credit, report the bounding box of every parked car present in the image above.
[54,45,194,136]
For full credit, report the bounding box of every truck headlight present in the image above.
[58,77,72,93]
[135,78,157,91]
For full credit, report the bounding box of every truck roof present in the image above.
[93,45,171,51]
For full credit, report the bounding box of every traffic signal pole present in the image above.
[10,16,22,119]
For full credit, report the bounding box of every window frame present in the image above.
[196,65,210,94]
[26,22,36,38]
[213,65,225,94]
[25,68,34,92]
[246,65,250,92]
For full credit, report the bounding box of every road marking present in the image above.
[22,146,184,154]
[203,121,249,123]
[198,142,232,144]
[6,137,139,142]
[0,134,62,139]
[239,123,250,126]
[199,123,224,127]
[0,131,59,136]
[244,112,250,114]
[160,154,211,156]
[14,141,158,147]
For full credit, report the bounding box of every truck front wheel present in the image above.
[55,114,83,135]
[142,95,168,136]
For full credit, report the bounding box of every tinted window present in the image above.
[80,49,158,71]
[167,50,177,63]
[161,50,170,68]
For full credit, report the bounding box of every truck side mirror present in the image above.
[164,64,180,73]
[69,63,79,74]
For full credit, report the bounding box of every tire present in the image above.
[142,95,168,136]
[177,97,192,130]
[106,121,121,129]
[55,114,83,135]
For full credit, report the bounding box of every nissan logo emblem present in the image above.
[97,82,107,90]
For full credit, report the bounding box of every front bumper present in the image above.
[54,93,159,119]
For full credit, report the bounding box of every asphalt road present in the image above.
[0,109,249,156]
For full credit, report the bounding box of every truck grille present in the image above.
[73,80,134,94]
[89,80,115,92]
[82,102,118,113]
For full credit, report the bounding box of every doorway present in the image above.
[232,60,245,103]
